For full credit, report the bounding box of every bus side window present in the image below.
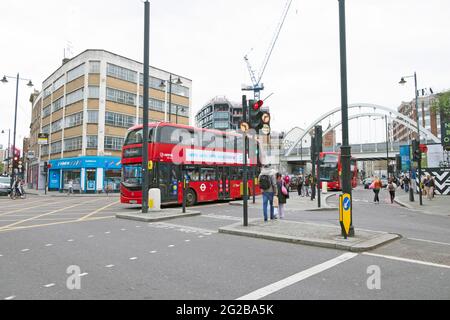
[201,168,216,181]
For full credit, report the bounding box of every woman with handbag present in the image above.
[276,173,289,219]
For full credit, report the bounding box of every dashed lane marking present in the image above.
[0,199,75,218]
[4,296,16,300]
[105,265,115,268]
[407,238,450,246]
[129,257,138,261]
[21,249,30,253]
[78,200,120,221]
[0,199,102,230]
[237,253,358,300]
[362,252,450,269]
[150,251,157,254]
[45,244,53,247]
[44,283,55,288]
[149,222,217,235]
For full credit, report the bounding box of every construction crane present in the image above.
[243,0,293,100]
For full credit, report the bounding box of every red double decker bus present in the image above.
[121,122,261,206]
[318,152,358,191]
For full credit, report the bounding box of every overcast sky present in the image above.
[1,0,449,151]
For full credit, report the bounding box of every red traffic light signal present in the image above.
[419,144,428,153]
[252,100,264,111]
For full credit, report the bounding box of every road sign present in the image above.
[339,193,352,239]
[240,121,250,133]
[38,133,49,145]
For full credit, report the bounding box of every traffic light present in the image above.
[12,156,19,170]
[412,139,421,162]
[314,126,323,154]
[396,154,402,172]
[44,161,48,173]
[248,99,271,134]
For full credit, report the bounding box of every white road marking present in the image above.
[184,240,191,242]
[88,235,94,238]
[362,252,450,269]
[0,254,3,257]
[44,283,55,288]
[4,296,16,300]
[45,244,53,247]
[136,226,141,228]
[203,214,241,221]
[198,236,204,238]
[153,222,217,234]
[236,253,358,300]
[168,245,175,248]
[150,251,157,254]
[120,228,126,231]
[67,239,74,242]
[407,237,450,246]
[105,265,115,268]
[79,273,88,277]
[21,249,30,252]
[129,257,138,260]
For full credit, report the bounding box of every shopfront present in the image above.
[48,156,121,193]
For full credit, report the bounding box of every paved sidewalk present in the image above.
[229,192,338,211]
[24,188,120,198]
[395,192,450,216]
[219,219,400,252]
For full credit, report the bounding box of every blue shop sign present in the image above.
[49,157,122,170]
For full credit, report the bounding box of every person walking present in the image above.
[67,179,74,196]
[276,173,289,219]
[297,174,304,196]
[258,165,278,222]
[387,178,397,204]
[424,174,435,200]
[372,176,382,204]
[304,174,310,197]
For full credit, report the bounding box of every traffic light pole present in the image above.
[338,0,354,237]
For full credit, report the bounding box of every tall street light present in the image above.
[373,115,390,178]
[338,0,354,236]
[399,72,422,205]
[1,74,33,185]
[159,75,183,123]
[142,0,150,213]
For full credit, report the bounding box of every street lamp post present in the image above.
[159,76,183,123]
[399,72,423,205]
[1,74,33,186]
[338,0,354,236]
[142,0,150,214]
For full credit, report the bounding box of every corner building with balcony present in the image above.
[28,49,192,193]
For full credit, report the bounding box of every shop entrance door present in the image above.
[86,169,96,193]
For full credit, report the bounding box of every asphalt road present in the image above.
[0,190,449,300]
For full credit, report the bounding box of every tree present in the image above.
[432,90,450,116]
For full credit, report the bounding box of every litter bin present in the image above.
[148,188,161,211]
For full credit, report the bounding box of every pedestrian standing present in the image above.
[304,174,310,196]
[297,174,304,196]
[258,165,278,222]
[430,176,436,199]
[276,173,289,219]
[387,178,397,204]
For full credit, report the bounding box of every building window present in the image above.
[51,119,63,133]
[42,105,51,118]
[65,112,83,128]
[64,137,82,152]
[87,110,99,124]
[87,135,98,149]
[41,124,50,134]
[104,136,124,151]
[106,87,136,106]
[89,61,101,74]
[106,63,137,83]
[105,111,136,128]
[43,85,52,99]
[52,97,65,113]
[88,86,100,99]
[67,63,85,82]
[41,145,49,156]
[53,75,65,91]
[51,141,62,154]
[66,88,84,105]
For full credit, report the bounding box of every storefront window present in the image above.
[105,170,121,192]
[63,170,81,191]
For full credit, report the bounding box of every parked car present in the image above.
[0,176,11,196]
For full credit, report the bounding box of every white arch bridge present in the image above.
[282,103,440,162]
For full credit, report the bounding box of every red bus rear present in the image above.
[121,122,261,206]
[318,152,357,191]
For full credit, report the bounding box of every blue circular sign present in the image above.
[343,197,351,211]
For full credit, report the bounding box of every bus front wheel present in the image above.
[185,189,197,207]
